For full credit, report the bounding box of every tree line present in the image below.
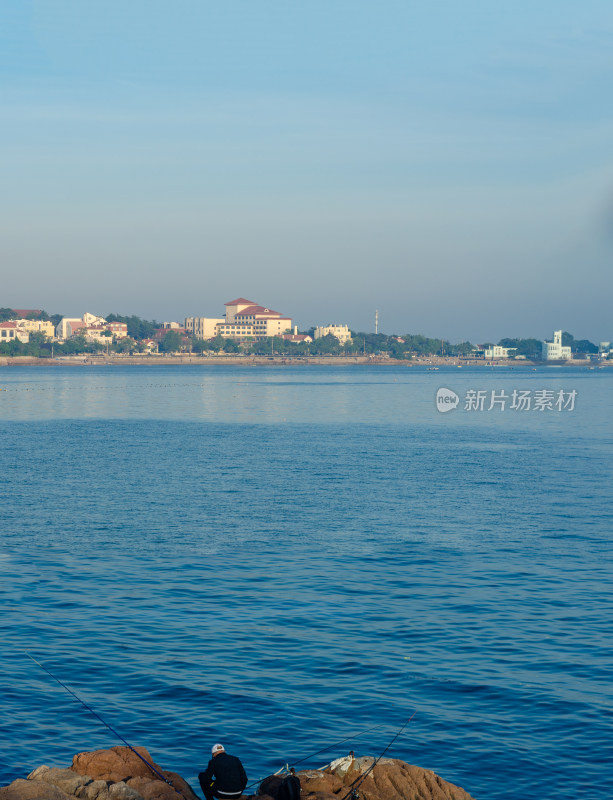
[0,309,603,358]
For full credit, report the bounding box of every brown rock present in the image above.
[69,749,196,800]
[70,748,160,784]
[75,781,112,800]
[258,757,475,800]
[26,768,91,797]
[0,778,73,800]
[106,784,142,800]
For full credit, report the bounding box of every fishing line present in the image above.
[340,711,416,800]
[289,722,387,768]
[22,651,176,790]
[244,721,387,790]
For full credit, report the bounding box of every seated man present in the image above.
[198,743,248,800]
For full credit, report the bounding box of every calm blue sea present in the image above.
[1,365,611,800]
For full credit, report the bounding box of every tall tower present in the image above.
[375,309,379,335]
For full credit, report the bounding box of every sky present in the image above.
[2,1,612,342]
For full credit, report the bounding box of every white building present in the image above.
[483,345,516,359]
[55,318,88,339]
[314,324,352,345]
[542,330,572,361]
[282,326,313,343]
[82,312,106,326]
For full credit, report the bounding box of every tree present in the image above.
[560,331,597,354]
[55,335,97,355]
[572,339,598,354]
[221,337,240,353]
[448,341,476,356]
[314,334,341,354]
[191,338,211,353]
[207,335,226,353]
[106,313,158,340]
[498,338,542,358]
[158,331,182,353]
[112,337,136,353]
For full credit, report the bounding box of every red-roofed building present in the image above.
[106,322,128,338]
[218,298,292,339]
[0,321,30,343]
[11,309,42,319]
[154,326,187,341]
[56,317,86,339]
[282,326,312,343]
[185,297,293,341]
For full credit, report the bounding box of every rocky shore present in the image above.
[0,746,475,800]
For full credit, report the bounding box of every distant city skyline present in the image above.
[2,2,612,341]
[2,300,607,346]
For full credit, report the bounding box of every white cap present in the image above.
[212,743,225,755]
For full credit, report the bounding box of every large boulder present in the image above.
[71,748,160,784]
[257,756,475,800]
[26,767,98,798]
[70,748,197,800]
[0,748,197,800]
[0,778,73,800]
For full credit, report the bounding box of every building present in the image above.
[542,330,572,361]
[186,298,292,340]
[56,314,127,341]
[11,309,42,319]
[13,318,55,338]
[314,324,352,345]
[483,345,516,359]
[0,322,30,343]
[83,324,112,344]
[184,317,225,339]
[217,298,292,339]
[56,313,106,339]
[56,318,86,339]
[282,326,313,344]
[82,312,106,326]
[154,326,187,342]
[106,322,128,338]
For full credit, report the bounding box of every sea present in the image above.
[1,364,611,800]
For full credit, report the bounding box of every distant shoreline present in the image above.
[0,354,606,367]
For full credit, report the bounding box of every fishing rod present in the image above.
[23,651,179,793]
[340,710,416,800]
[244,720,387,790]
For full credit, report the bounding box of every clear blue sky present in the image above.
[2,1,612,341]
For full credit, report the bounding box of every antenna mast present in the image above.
[375,309,379,335]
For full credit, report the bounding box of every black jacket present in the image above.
[200,752,248,795]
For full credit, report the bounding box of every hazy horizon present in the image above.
[2,2,612,342]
